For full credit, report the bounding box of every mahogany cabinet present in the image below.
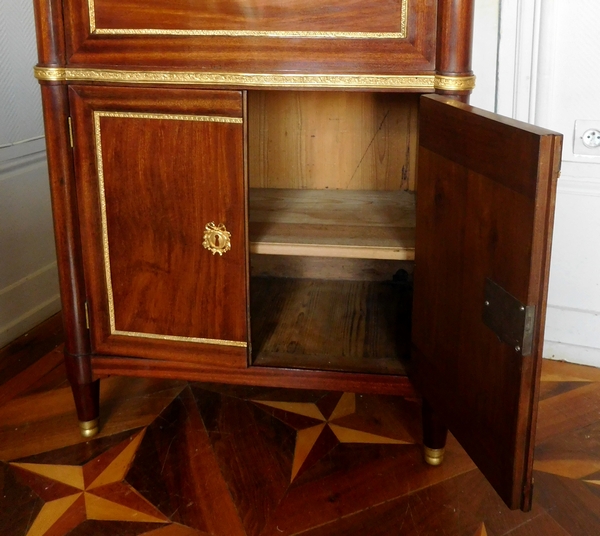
[32,0,562,511]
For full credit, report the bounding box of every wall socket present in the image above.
[574,120,600,157]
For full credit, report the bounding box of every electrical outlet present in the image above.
[582,129,600,148]
[574,120,600,156]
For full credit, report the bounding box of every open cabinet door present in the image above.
[411,95,562,510]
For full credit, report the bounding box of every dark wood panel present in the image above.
[412,95,562,510]
[250,254,413,282]
[32,0,67,65]
[69,86,248,365]
[95,0,404,33]
[419,95,555,199]
[251,277,411,375]
[90,356,416,396]
[100,116,243,340]
[67,85,243,117]
[93,338,249,369]
[63,1,437,74]
[436,0,474,76]
[40,85,91,358]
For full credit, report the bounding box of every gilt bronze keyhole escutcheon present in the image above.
[202,222,231,255]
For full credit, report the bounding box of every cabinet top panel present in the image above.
[53,0,441,84]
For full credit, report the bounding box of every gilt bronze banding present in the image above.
[34,67,476,92]
[434,74,477,92]
[91,111,247,349]
[87,0,408,39]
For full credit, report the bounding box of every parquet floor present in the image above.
[1,315,599,536]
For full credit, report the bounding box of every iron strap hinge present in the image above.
[84,301,90,330]
[482,278,535,356]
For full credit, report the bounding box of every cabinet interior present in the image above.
[248,91,419,374]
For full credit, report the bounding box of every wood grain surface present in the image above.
[68,86,249,366]
[249,189,416,259]
[1,318,600,535]
[93,0,405,34]
[61,0,437,74]
[250,277,411,375]
[411,95,563,510]
[248,92,418,191]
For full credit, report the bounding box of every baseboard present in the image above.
[543,341,600,369]
[544,304,600,368]
[0,263,61,349]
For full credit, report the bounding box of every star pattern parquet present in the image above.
[10,429,169,535]
[1,315,600,535]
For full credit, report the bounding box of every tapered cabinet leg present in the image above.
[422,398,448,466]
[65,353,100,438]
[39,83,97,437]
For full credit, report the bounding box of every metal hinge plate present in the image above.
[482,278,535,356]
[68,116,74,148]
[84,301,90,330]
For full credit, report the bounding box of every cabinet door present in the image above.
[411,95,562,510]
[69,86,248,367]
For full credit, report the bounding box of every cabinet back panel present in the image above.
[248,92,418,191]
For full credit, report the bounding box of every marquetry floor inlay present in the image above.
[10,430,168,535]
[252,392,412,481]
[1,319,600,536]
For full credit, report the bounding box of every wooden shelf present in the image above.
[251,277,411,376]
[249,188,416,260]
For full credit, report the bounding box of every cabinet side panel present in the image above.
[40,84,90,357]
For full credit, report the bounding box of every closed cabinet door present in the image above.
[69,86,248,368]
[411,95,563,510]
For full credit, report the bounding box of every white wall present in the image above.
[536,1,600,368]
[471,0,501,112]
[470,0,600,368]
[493,0,600,368]
[0,3,61,348]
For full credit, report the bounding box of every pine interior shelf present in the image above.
[249,188,416,260]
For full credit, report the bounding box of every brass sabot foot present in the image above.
[79,418,99,438]
[423,446,445,466]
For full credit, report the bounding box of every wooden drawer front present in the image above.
[64,0,437,79]
[70,86,248,366]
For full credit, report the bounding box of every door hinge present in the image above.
[84,301,90,330]
[482,278,535,356]
[67,116,74,148]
